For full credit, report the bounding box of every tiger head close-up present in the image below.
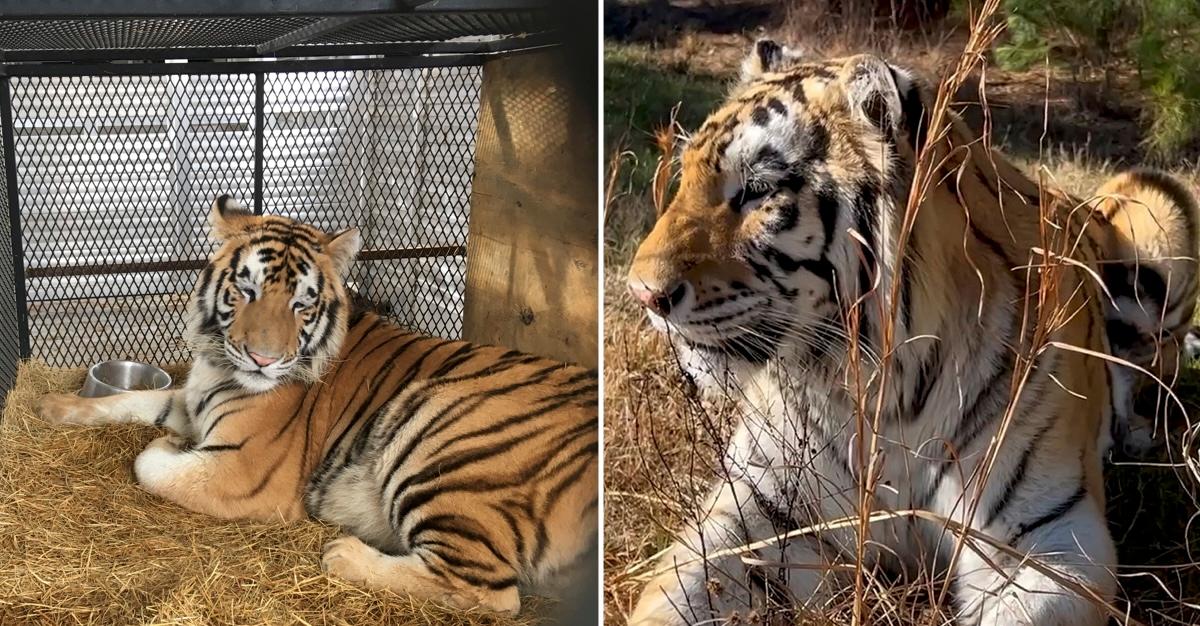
[187,195,362,392]
[627,40,933,384]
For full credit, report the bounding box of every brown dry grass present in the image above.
[0,360,548,626]
[603,264,731,623]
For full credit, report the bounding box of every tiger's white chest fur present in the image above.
[177,357,244,440]
[700,290,1088,574]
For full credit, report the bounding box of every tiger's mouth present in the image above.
[227,358,302,393]
[223,340,299,383]
[651,312,784,364]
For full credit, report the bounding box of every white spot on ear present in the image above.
[846,57,909,131]
[720,105,804,201]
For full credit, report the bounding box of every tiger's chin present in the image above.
[232,369,286,393]
[229,358,324,393]
[651,317,784,391]
[669,342,735,390]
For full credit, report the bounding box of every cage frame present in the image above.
[0,0,565,394]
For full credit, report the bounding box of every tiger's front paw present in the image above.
[35,392,93,426]
[321,535,380,583]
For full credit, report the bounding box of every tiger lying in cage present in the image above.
[624,40,1198,625]
[36,196,598,615]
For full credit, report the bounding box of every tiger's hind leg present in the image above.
[321,534,521,614]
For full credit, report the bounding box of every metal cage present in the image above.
[0,1,568,394]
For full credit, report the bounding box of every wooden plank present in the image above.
[462,49,597,367]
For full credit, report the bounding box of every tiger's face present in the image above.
[187,196,362,392]
[628,42,924,377]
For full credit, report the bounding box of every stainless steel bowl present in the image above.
[79,360,172,398]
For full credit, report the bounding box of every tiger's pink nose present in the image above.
[249,351,278,367]
[629,281,688,315]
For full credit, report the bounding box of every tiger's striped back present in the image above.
[1094,168,1199,369]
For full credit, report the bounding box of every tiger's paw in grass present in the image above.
[35,392,92,426]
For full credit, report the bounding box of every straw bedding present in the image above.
[0,360,544,626]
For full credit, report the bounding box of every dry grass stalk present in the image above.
[604,133,632,225]
[650,104,681,217]
[848,0,1008,621]
[0,360,547,626]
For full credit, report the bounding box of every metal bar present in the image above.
[275,34,559,57]
[27,260,208,279]
[0,54,485,77]
[358,70,382,310]
[0,47,262,63]
[409,0,550,11]
[253,72,265,216]
[0,0,549,17]
[167,73,193,296]
[25,246,466,279]
[27,291,187,305]
[257,16,368,54]
[0,1,425,18]
[359,246,467,261]
[0,77,30,358]
[0,38,556,64]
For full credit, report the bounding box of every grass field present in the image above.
[603,21,1200,625]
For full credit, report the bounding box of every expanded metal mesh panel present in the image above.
[11,73,255,366]
[0,110,20,394]
[8,66,481,368]
[0,17,320,51]
[262,67,480,338]
[308,12,551,44]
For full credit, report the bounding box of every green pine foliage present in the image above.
[993,0,1200,157]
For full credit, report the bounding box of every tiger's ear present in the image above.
[740,39,802,82]
[841,55,924,144]
[325,227,362,277]
[209,194,256,241]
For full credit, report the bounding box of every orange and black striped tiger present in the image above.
[37,196,598,614]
